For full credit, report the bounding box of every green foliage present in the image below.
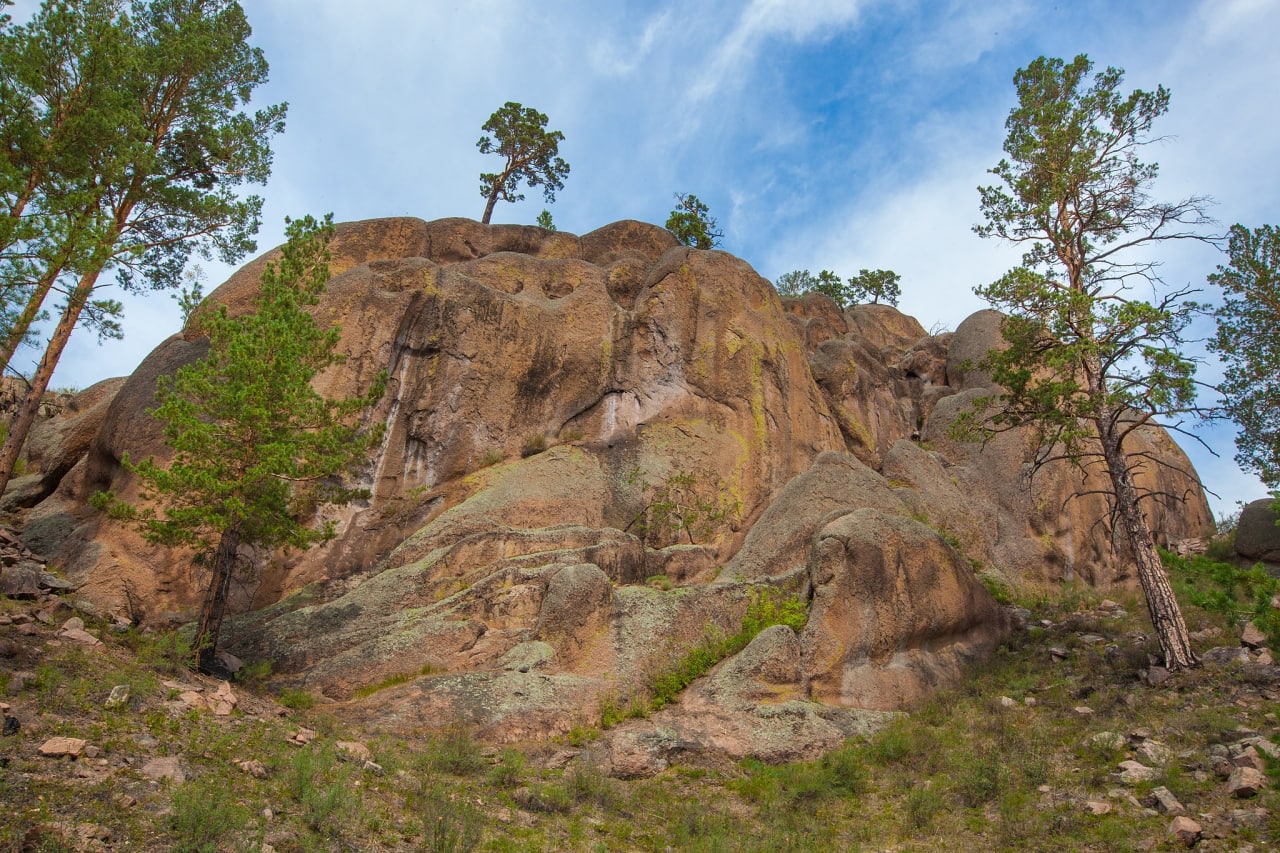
[0,0,286,492]
[1163,549,1280,647]
[277,687,318,710]
[412,785,483,852]
[665,192,723,249]
[351,671,415,700]
[625,467,741,547]
[520,433,547,458]
[774,268,901,307]
[628,589,807,718]
[846,268,901,306]
[477,101,569,225]
[535,209,556,231]
[169,777,251,852]
[94,214,385,666]
[1208,224,1280,490]
[422,725,486,776]
[970,53,1209,668]
[171,264,206,327]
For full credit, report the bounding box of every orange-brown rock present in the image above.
[16,217,1213,769]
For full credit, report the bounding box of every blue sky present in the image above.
[29,0,1280,518]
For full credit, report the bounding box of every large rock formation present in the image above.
[13,217,1212,769]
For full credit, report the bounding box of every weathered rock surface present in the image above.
[1236,498,1280,564]
[16,217,1213,765]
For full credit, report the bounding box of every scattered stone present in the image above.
[1143,666,1171,686]
[237,759,268,779]
[0,638,17,658]
[1085,800,1112,815]
[1078,633,1107,645]
[544,748,580,770]
[1229,807,1269,830]
[1241,621,1268,649]
[1136,740,1172,767]
[139,756,184,784]
[1088,731,1127,751]
[1191,626,1222,641]
[1242,737,1280,759]
[14,623,37,636]
[178,691,206,711]
[1232,745,1265,771]
[3,715,19,736]
[38,737,87,758]
[1074,706,1095,717]
[214,650,244,674]
[1049,647,1069,660]
[1023,696,1037,707]
[1202,646,1251,666]
[999,695,1017,708]
[6,671,33,696]
[1227,766,1267,798]
[1143,786,1185,815]
[83,745,101,759]
[1117,760,1158,784]
[209,681,237,716]
[336,741,372,762]
[104,685,131,709]
[286,728,317,746]
[362,760,385,776]
[56,620,103,647]
[1168,816,1202,847]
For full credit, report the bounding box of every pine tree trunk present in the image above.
[481,192,498,225]
[1099,423,1198,669]
[0,266,102,494]
[194,526,241,672]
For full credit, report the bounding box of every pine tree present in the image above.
[94,215,384,670]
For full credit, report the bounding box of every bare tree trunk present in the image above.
[0,266,102,494]
[481,191,498,225]
[194,526,240,672]
[1099,424,1198,669]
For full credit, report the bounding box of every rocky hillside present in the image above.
[7,218,1212,765]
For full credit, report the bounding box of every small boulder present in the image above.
[1117,760,1158,785]
[1136,739,1172,767]
[38,737,86,758]
[1168,815,1202,847]
[1241,621,1268,649]
[104,685,130,709]
[139,756,184,784]
[1227,766,1267,798]
[237,759,268,779]
[336,741,372,763]
[1144,786,1185,815]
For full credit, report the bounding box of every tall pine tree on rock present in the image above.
[94,215,385,671]
[967,55,1212,670]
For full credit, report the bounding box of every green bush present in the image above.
[1163,549,1280,647]
[414,786,482,852]
[170,778,250,852]
[423,725,485,776]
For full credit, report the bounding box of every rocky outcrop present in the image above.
[17,217,1213,769]
[1236,499,1280,565]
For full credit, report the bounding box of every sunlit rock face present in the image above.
[19,217,1211,768]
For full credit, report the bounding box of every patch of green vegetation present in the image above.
[277,686,319,710]
[351,670,416,699]
[606,589,808,723]
[1163,548,1280,648]
[625,466,742,547]
[520,433,547,457]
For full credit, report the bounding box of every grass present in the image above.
[4,563,1279,850]
[605,589,808,722]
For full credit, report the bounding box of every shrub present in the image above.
[170,778,251,852]
[277,687,318,710]
[520,434,547,457]
[415,786,483,852]
[423,725,485,776]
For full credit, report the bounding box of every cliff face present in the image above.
[16,217,1212,766]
